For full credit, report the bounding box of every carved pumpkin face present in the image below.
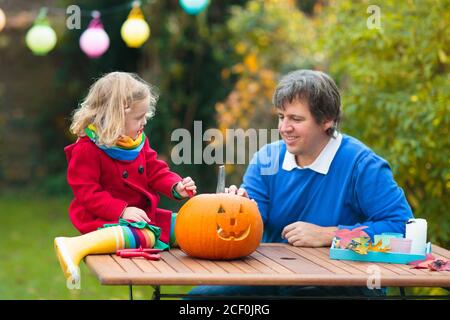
[216,202,252,241]
[174,193,263,260]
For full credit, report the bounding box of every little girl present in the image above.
[54,72,196,285]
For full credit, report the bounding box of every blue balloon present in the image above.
[179,0,209,15]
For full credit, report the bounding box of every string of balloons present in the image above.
[0,0,210,58]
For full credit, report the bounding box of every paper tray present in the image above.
[329,238,431,264]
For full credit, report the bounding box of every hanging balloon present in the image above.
[79,11,110,58]
[25,8,57,55]
[121,2,150,48]
[179,0,210,15]
[0,8,6,32]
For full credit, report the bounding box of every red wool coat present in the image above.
[65,136,182,243]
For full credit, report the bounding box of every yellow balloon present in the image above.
[121,18,150,48]
[0,8,6,32]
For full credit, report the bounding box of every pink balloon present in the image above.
[79,17,110,58]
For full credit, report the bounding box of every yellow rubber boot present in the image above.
[54,226,125,285]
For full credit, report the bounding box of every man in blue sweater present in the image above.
[189,69,414,298]
[230,69,413,246]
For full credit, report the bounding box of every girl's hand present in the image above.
[175,177,197,198]
[121,206,151,223]
[224,185,249,198]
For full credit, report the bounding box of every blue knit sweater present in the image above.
[241,135,414,242]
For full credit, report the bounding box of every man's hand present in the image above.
[224,185,248,198]
[121,206,151,223]
[175,177,197,198]
[281,221,337,247]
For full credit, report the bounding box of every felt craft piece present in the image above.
[368,240,391,253]
[408,254,450,271]
[334,226,369,248]
[334,227,393,255]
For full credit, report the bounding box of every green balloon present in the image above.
[26,25,57,55]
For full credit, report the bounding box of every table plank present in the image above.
[85,254,125,275]
[132,258,161,274]
[159,251,193,273]
[146,257,177,274]
[293,247,367,275]
[84,244,450,287]
[85,255,142,285]
[230,258,260,273]
[212,260,245,274]
[195,260,228,274]
[258,246,332,275]
[390,262,435,276]
[251,250,294,274]
[243,256,278,274]
[310,247,369,275]
[375,262,417,275]
[111,255,143,274]
[431,245,450,259]
[170,249,211,274]
[84,267,450,286]
[286,246,351,275]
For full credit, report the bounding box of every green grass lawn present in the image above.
[0,194,192,299]
[0,193,446,299]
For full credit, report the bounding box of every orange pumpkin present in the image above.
[174,193,263,260]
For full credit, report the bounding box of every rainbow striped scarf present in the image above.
[85,124,145,161]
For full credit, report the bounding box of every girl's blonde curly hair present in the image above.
[70,72,158,146]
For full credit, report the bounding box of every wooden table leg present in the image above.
[399,287,406,299]
[152,285,161,300]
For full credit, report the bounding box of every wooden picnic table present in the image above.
[85,243,450,299]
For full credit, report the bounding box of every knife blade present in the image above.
[216,165,225,193]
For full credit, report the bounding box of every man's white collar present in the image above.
[282,132,342,174]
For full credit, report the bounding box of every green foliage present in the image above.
[216,0,318,184]
[319,0,450,246]
[227,0,317,71]
[140,0,247,193]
